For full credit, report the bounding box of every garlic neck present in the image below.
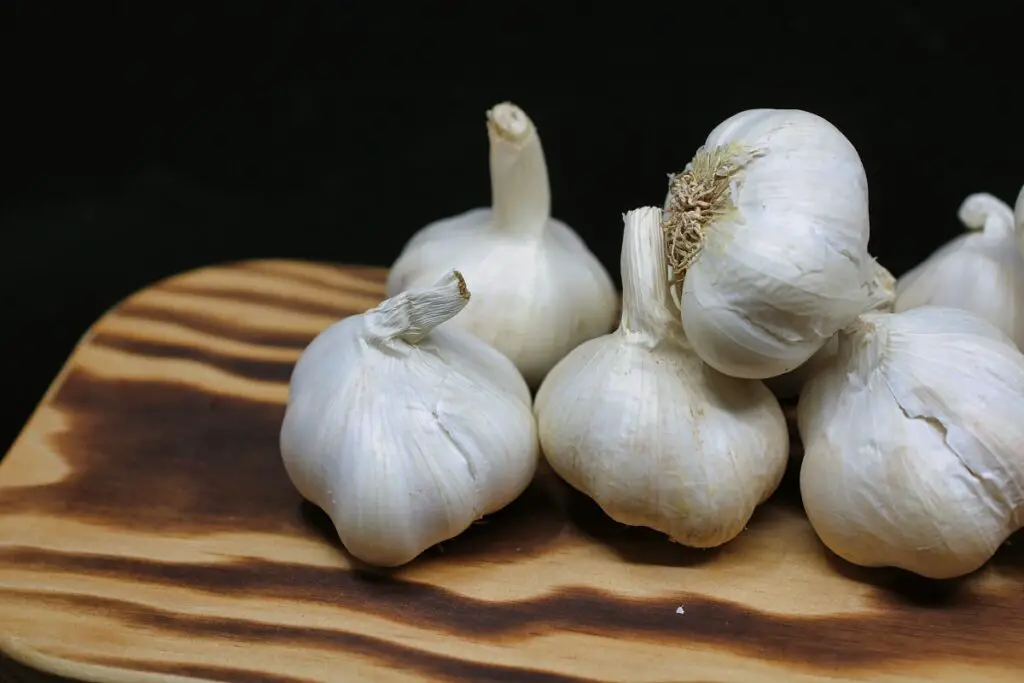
[619,206,677,338]
[487,102,550,238]
[958,193,1015,245]
[364,270,470,346]
[837,313,888,389]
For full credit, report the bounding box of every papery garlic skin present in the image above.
[386,102,618,387]
[535,206,789,548]
[663,108,877,380]
[894,192,1024,349]
[766,258,897,400]
[798,306,1024,579]
[280,270,540,567]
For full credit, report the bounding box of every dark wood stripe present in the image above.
[0,589,598,683]
[1,546,1021,669]
[115,304,314,350]
[0,371,562,554]
[91,332,295,384]
[160,282,364,319]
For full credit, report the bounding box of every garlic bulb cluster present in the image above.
[280,270,540,567]
[386,102,618,387]
[535,206,789,548]
[798,305,1024,579]
[894,191,1024,349]
[662,108,881,381]
[765,258,897,400]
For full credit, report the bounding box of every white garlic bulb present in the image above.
[798,305,1024,579]
[894,191,1024,349]
[386,102,618,387]
[280,270,540,567]
[766,257,897,400]
[662,108,879,380]
[535,206,789,548]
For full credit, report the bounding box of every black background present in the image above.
[1,3,1019,455]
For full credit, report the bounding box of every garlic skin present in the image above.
[766,258,897,400]
[386,102,618,387]
[535,206,789,548]
[894,192,1024,349]
[280,270,540,567]
[798,306,1024,579]
[663,108,878,380]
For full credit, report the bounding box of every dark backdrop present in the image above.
[1,3,1019,455]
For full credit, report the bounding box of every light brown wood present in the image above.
[0,259,1021,683]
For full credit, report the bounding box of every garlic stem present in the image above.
[486,102,550,236]
[619,207,677,337]
[365,270,471,345]
[957,193,1015,242]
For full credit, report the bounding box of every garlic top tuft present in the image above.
[798,305,1024,579]
[280,270,540,567]
[894,191,1024,349]
[535,206,789,548]
[663,108,878,381]
[386,101,618,387]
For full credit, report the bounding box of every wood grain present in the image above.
[0,259,1021,683]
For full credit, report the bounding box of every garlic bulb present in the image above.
[662,108,880,380]
[534,206,789,548]
[280,270,540,567]
[798,305,1024,579]
[766,257,897,400]
[894,191,1024,349]
[386,102,618,387]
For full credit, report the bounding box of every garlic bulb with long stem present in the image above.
[894,191,1024,349]
[798,305,1024,579]
[766,257,897,400]
[662,108,881,381]
[280,270,540,567]
[386,102,618,387]
[534,206,789,548]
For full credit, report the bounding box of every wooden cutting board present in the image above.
[0,259,1021,683]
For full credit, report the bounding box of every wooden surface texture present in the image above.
[0,259,1021,683]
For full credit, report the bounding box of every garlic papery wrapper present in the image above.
[279,270,540,567]
[386,102,618,388]
[1016,184,1024,242]
[798,306,1024,579]
[766,258,897,400]
[662,108,878,381]
[894,192,1024,349]
[534,206,789,548]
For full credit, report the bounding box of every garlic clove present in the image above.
[663,109,879,381]
[386,101,618,388]
[535,206,789,548]
[798,305,1024,579]
[280,270,540,567]
[894,190,1024,349]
